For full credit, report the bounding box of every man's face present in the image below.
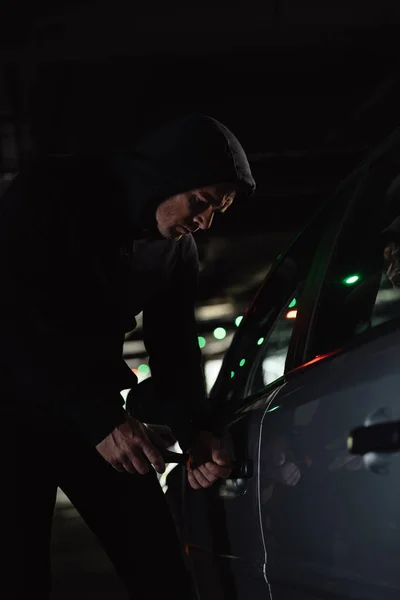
[155,183,236,240]
[384,240,400,287]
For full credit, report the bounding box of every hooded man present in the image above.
[0,114,255,598]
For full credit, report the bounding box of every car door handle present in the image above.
[348,420,400,455]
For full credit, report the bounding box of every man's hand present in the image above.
[96,416,166,475]
[188,431,233,490]
[264,436,301,486]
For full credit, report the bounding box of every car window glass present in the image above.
[209,168,364,409]
[209,253,309,408]
[243,170,365,399]
[245,291,298,395]
[310,146,400,357]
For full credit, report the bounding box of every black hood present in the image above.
[107,114,256,235]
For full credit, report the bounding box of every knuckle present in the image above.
[135,460,149,474]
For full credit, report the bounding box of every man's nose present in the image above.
[194,205,214,230]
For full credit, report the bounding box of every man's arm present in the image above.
[141,235,210,450]
[141,235,232,487]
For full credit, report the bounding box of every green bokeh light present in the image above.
[198,336,206,349]
[343,274,360,285]
[230,371,235,379]
[266,405,280,413]
[257,337,264,346]
[239,358,246,367]
[213,327,227,340]
[138,364,150,375]
[288,298,297,308]
[235,316,243,327]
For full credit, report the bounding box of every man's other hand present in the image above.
[188,431,233,490]
[96,417,166,475]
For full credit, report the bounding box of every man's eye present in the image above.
[190,194,208,209]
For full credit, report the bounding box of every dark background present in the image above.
[2,0,400,320]
[1,4,400,596]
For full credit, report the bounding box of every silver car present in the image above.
[169,127,400,600]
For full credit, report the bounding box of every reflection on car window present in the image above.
[311,150,400,356]
[371,273,400,328]
[247,297,298,394]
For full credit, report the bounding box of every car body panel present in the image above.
[184,387,284,599]
[259,328,400,599]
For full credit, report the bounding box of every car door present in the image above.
[258,128,400,600]
[182,167,362,600]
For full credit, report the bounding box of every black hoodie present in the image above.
[0,114,255,449]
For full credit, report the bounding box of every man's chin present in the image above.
[156,225,182,241]
[170,226,183,240]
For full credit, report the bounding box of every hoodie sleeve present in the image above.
[0,166,133,446]
[142,235,211,450]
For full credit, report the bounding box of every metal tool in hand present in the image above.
[148,423,252,477]
[160,447,252,479]
[145,424,192,468]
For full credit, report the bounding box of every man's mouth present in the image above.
[180,224,200,235]
[176,225,190,235]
